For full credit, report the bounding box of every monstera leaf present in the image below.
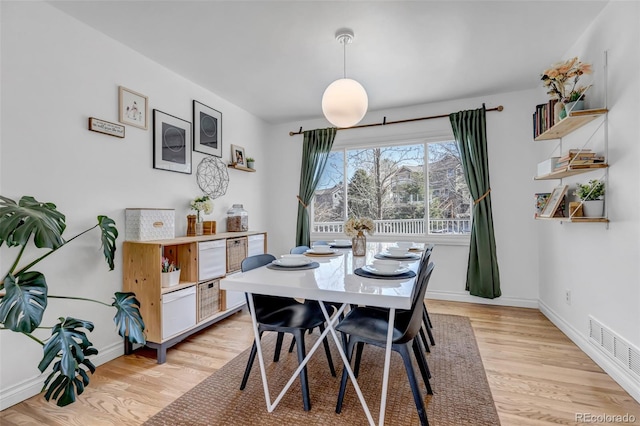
[40,317,97,407]
[98,215,118,270]
[0,195,66,249]
[0,271,47,333]
[112,292,146,344]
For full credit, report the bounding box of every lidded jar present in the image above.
[226,204,248,232]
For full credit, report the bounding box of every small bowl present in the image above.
[279,254,310,266]
[396,241,414,250]
[387,247,408,256]
[372,259,401,273]
[334,239,351,246]
[311,245,332,253]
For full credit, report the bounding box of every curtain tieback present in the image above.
[474,189,491,205]
[296,195,308,209]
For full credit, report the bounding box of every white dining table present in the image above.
[219,242,422,426]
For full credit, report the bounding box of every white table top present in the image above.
[220,242,423,310]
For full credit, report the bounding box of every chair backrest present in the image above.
[395,262,435,344]
[290,245,310,254]
[241,253,276,272]
[414,245,433,285]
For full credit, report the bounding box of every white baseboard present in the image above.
[0,340,124,411]
[426,290,539,309]
[539,300,640,404]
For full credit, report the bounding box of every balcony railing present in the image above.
[312,218,471,235]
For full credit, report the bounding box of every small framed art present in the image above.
[539,185,568,218]
[119,86,149,129]
[88,117,125,138]
[153,109,192,174]
[231,144,246,166]
[193,100,222,157]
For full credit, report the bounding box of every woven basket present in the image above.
[197,279,220,321]
[226,237,247,273]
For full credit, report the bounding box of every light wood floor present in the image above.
[1,300,639,425]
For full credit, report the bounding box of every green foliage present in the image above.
[575,179,605,201]
[0,195,146,407]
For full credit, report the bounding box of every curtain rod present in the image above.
[288,105,504,136]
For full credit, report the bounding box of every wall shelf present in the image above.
[534,163,608,180]
[534,108,608,141]
[535,216,609,223]
[228,163,255,172]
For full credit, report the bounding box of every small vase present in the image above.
[195,221,204,236]
[352,231,366,256]
[582,199,604,217]
[564,100,585,116]
[558,103,567,120]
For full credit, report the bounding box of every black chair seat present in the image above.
[258,301,327,330]
[335,307,410,343]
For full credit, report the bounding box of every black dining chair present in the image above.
[239,254,336,411]
[335,262,436,426]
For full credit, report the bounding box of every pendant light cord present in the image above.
[343,38,347,78]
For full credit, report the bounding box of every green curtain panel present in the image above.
[295,128,337,247]
[449,106,501,299]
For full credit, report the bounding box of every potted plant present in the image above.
[0,195,146,406]
[574,179,605,217]
[246,157,255,169]
[161,256,181,287]
[541,57,592,119]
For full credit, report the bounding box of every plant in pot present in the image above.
[574,179,605,217]
[0,195,146,406]
[161,256,180,288]
[246,157,255,169]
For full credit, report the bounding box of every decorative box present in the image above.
[125,208,175,241]
[537,157,560,176]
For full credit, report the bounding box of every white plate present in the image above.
[362,264,410,276]
[272,259,312,267]
[380,251,420,259]
[306,248,339,255]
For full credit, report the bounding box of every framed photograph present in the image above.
[153,109,192,174]
[540,185,568,218]
[119,86,148,130]
[88,117,125,138]
[193,100,222,157]
[231,144,246,166]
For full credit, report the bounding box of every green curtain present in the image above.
[295,128,337,247]
[449,106,501,299]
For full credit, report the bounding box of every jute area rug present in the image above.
[144,313,499,425]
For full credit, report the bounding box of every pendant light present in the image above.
[322,29,368,128]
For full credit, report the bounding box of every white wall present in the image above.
[0,2,269,408]
[267,89,542,307]
[536,2,640,401]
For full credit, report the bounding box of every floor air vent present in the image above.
[589,316,640,379]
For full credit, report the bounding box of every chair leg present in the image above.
[398,344,429,426]
[318,323,336,377]
[353,341,365,378]
[419,325,431,353]
[335,337,357,414]
[240,330,264,391]
[288,336,296,353]
[412,339,433,394]
[293,329,311,411]
[423,308,435,346]
[274,332,285,362]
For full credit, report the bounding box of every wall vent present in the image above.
[589,316,640,379]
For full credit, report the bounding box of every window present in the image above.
[312,140,471,237]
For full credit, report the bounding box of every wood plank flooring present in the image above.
[1,300,639,425]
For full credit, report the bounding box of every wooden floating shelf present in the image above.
[534,163,608,180]
[534,108,608,141]
[228,163,256,172]
[535,216,609,223]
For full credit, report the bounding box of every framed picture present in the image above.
[88,117,125,138]
[153,109,192,174]
[119,86,148,129]
[193,100,222,157]
[231,144,246,166]
[539,185,568,218]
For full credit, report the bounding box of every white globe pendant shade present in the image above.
[322,78,368,128]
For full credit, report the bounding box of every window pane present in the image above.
[313,151,344,232]
[427,141,471,234]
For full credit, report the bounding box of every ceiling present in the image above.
[49,1,608,125]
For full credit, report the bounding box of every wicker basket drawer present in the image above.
[197,279,220,322]
[226,237,247,273]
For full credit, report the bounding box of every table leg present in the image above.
[379,307,396,426]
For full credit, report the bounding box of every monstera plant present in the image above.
[0,195,145,406]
